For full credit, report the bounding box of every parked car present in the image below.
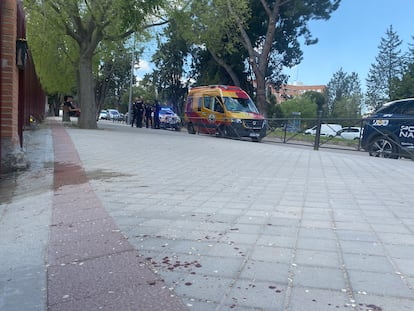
[304,124,342,137]
[107,109,121,121]
[119,112,125,122]
[361,98,414,159]
[99,110,109,120]
[159,107,181,130]
[338,127,362,140]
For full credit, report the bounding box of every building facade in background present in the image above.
[268,82,326,103]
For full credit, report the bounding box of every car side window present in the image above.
[378,102,404,114]
[390,101,408,114]
[402,100,414,115]
[203,96,212,110]
[213,97,224,113]
[197,97,202,111]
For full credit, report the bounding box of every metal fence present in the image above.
[181,114,414,160]
[182,115,364,152]
[264,116,364,151]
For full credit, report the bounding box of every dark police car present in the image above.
[361,98,414,159]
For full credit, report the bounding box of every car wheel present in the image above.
[187,123,196,134]
[368,136,399,159]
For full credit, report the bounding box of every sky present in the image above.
[136,0,414,90]
[285,0,414,89]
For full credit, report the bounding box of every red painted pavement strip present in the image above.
[48,122,187,311]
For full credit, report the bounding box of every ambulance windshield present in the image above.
[223,97,259,113]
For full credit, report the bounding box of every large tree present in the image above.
[280,96,317,121]
[151,20,190,115]
[326,68,362,119]
[390,36,414,99]
[94,42,132,114]
[390,63,414,99]
[365,25,405,111]
[25,0,167,129]
[180,0,340,115]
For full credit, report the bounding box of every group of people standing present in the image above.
[131,97,161,129]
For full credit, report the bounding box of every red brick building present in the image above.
[268,82,326,103]
[0,0,46,173]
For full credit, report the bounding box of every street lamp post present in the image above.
[127,56,134,125]
[127,59,140,125]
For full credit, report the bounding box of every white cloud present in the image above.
[134,59,153,82]
[137,59,152,72]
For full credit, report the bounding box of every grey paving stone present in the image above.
[385,244,414,259]
[288,287,350,311]
[238,260,290,284]
[392,258,414,276]
[295,249,340,268]
[370,222,412,234]
[298,227,337,240]
[340,240,384,256]
[347,270,413,298]
[342,253,395,273]
[376,232,414,245]
[223,279,286,310]
[257,234,297,248]
[0,265,46,311]
[206,241,252,258]
[354,293,414,311]
[250,246,294,264]
[335,230,379,242]
[292,266,346,290]
[173,274,232,303]
[262,224,299,237]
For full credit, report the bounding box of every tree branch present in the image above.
[209,49,241,86]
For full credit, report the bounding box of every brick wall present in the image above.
[1,0,26,172]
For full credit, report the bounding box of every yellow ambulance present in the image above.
[184,85,267,142]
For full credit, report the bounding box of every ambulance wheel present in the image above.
[187,123,196,134]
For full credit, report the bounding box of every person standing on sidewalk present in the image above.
[153,100,161,129]
[135,97,144,128]
[131,98,138,127]
[144,102,153,128]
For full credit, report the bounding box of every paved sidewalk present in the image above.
[1,117,414,310]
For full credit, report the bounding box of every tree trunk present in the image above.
[255,74,267,116]
[78,48,98,129]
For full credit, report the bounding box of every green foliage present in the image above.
[25,2,78,95]
[366,25,405,110]
[95,41,132,113]
[326,68,362,118]
[389,36,414,100]
[24,0,168,129]
[390,63,414,99]
[121,74,158,105]
[280,96,317,120]
[151,20,190,115]
[303,91,327,113]
[266,87,284,118]
[175,0,341,114]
